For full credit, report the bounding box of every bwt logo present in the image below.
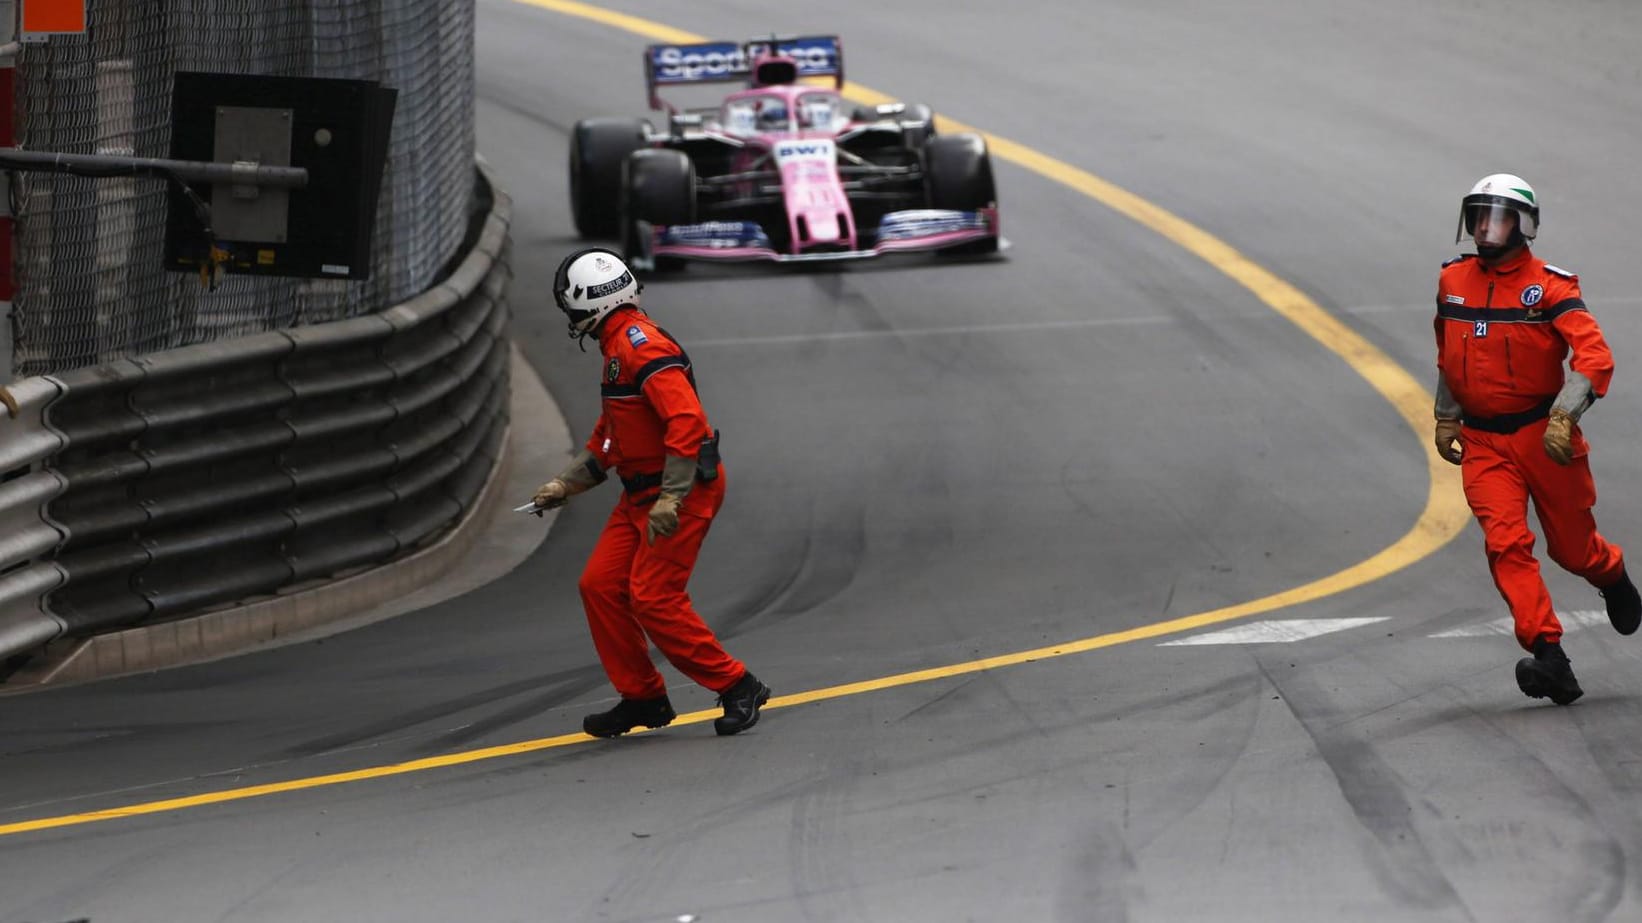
[775,142,832,158]
[655,45,748,79]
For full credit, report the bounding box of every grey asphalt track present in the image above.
[6,1,1642,920]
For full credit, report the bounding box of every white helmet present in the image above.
[553,248,641,337]
[1456,173,1539,251]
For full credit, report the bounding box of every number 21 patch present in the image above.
[1474,320,1488,337]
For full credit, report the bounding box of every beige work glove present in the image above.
[648,495,681,543]
[531,449,605,512]
[646,454,698,544]
[1543,410,1575,465]
[532,478,572,510]
[1434,418,1463,465]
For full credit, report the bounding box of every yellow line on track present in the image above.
[0,1,1468,840]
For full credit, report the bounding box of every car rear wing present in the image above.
[644,35,845,111]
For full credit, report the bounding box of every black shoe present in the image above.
[1600,568,1641,636]
[583,695,677,738]
[1515,639,1583,706]
[713,672,771,736]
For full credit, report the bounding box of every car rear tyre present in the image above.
[923,133,998,255]
[621,149,696,272]
[570,118,650,239]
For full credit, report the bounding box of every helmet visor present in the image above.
[1461,202,1520,247]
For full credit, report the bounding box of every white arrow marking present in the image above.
[1430,609,1607,638]
[1159,618,1390,646]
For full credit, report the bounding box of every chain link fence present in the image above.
[9,0,476,376]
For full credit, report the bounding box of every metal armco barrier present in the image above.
[0,377,70,658]
[0,164,512,668]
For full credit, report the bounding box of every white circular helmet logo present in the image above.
[1521,284,1544,307]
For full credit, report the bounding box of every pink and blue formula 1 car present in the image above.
[568,35,1001,270]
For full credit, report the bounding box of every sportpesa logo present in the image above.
[653,43,748,81]
[652,41,837,81]
[746,41,836,72]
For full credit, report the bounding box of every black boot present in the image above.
[713,672,771,736]
[1600,568,1641,636]
[1515,638,1583,706]
[583,695,677,738]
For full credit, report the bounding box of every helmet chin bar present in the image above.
[564,309,599,344]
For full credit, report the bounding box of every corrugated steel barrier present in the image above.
[0,163,513,669]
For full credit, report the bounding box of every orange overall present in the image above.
[1435,249,1624,650]
[578,307,745,699]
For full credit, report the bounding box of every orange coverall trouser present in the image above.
[577,471,745,700]
[1461,418,1625,650]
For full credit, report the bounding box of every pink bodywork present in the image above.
[645,68,998,263]
[723,84,856,253]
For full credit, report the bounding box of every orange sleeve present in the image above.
[584,414,611,466]
[1545,276,1612,397]
[642,367,712,457]
[1555,308,1614,398]
[1433,269,1451,361]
